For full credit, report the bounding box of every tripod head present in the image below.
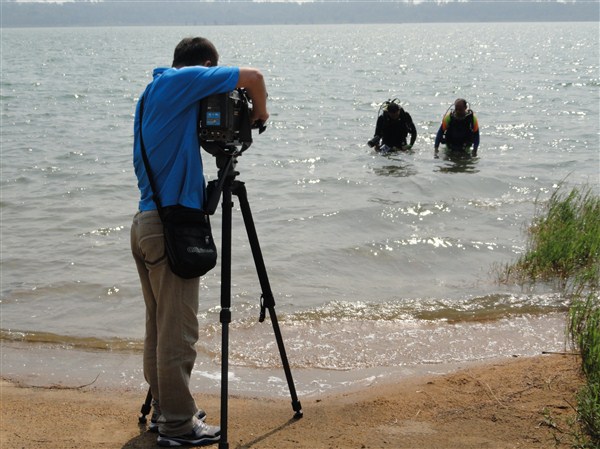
[203,127,264,216]
[205,151,239,216]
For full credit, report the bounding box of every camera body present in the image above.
[199,88,253,155]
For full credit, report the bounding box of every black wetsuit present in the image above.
[375,110,417,148]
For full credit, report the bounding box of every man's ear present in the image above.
[204,60,212,67]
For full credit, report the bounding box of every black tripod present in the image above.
[139,150,303,443]
[206,149,303,448]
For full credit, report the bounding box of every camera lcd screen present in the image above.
[206,111,221,127]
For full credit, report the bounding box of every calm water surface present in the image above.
[1,23,598,395]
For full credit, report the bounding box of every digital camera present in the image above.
[199,88,253,155]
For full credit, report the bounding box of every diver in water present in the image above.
[368,100,417,153]
[434,98,480,157]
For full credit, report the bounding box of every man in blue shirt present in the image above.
[131,37,268,447]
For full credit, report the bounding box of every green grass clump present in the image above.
[502,183,600,447]
[576,381,600,447]
[571,295,600,384]
[514,185,600,292]
[570,293,600,447]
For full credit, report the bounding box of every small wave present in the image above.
[286,294,568,324]
[0,329,143,352]
[203,311,568,371]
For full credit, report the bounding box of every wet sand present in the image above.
[0,354,583,449]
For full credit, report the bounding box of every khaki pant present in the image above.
[131,210,200,436]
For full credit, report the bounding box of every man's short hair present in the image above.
[172,37,219,68]
[387,102,400,113]
[454,98,468,109]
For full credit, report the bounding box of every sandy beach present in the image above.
[1,354,583,449]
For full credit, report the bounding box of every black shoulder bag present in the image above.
[138,94,217,279]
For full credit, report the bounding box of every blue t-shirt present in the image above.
[133,65,239,211]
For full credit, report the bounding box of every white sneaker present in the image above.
[157,417,220,447]
[149,409,207,433]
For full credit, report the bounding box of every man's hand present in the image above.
[367,136,380,148]
[238,68,269,125]
[250,110,269,129]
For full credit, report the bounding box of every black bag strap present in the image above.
[138,93,166,220]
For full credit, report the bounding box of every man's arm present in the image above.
[472,115,479,150]
[237,67,269,125]
[472,129,480,152]
[434,125,444,150]
[374,115,385,138]
[367,115,384,147]
[406,115,417,146]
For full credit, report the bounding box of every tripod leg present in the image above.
[219,183,233,449]
[138,387,153,424]
[232,181,303,419]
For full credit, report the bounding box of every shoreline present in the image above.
[1,354,583,449]
[1,312,570,399]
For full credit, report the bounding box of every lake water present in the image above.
[1,23,598,397]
